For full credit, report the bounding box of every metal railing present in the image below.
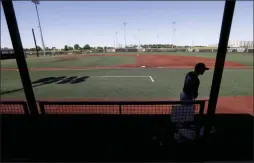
[0,100,206,115]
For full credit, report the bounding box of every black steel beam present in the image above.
[38,100,207,105]
[2,0,38,115]
[206,0,236,126]
[32,28,39,57]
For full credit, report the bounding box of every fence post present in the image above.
[119,105,122,114]
[32,28,39,57]
[206,0,236,133]
[199,101,205,115]
[2,0,38,115]
[39,102,45,114]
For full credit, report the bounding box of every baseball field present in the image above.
[0,52,253,114]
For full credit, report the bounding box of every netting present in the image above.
[39,101,205,115]
[0,101,29,114]
[0,100,205,116]
[42,104,120,114]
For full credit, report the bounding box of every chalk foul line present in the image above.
[149,76,155,83]
[91,76,155,83]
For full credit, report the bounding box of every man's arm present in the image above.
[194,80,200,99]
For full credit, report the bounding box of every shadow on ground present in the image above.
[32,76,90,84]
[1,113,253,161]
[0,76,90,95]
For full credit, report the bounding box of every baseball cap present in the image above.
[195,63,209,71]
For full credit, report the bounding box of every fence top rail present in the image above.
[0,100,27,104]
[37,100,207,105]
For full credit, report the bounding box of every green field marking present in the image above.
[1,68,253,99]
[90,75,154,82]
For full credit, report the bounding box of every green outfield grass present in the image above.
[1,68,253,100]
[1,52,252,100]
[0,55,136,69]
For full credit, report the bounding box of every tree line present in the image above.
[64,44,93,51]
[3,44,203,52]
[22,44,93,51]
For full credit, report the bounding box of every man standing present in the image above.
[172,63,209,143]
[180,63,209,101]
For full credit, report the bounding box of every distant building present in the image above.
[207,44,218,47]
[1,49,14,54]
[208,40,253,48]
[228,40,253,48]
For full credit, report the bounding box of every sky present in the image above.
[1,1,253,49]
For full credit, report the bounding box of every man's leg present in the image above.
[174,92,196,142]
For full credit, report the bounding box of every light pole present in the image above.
[133,35,139,48]
[192,32,195,47]
[172,21,176,48]
[32,0,46,56]
[157,35,159,48]
[123,22,127,48]
[138,29,141,48]
[32,28,39,57]
[115,32,118,48]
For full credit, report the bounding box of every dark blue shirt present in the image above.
[182,71,200,98]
